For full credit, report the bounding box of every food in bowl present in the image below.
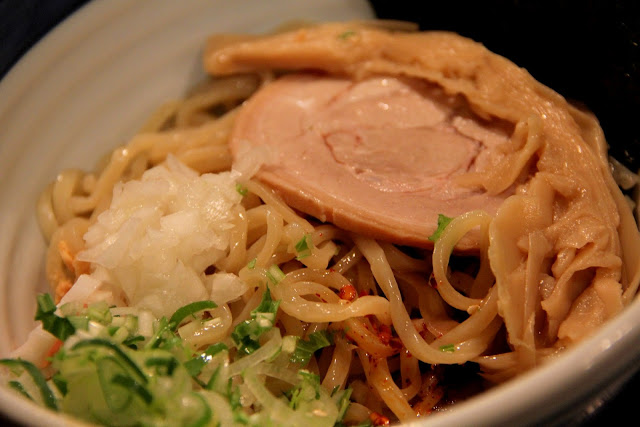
[2,21,639,426]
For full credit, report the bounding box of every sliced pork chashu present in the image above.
[229,72,513,249]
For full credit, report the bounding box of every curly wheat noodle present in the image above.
[354,235,498,365]
[431,210,492,311]
[399,348,421,401]
[321,335,353,391]
[357,349,415,422]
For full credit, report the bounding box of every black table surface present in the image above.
[0,0,638,425]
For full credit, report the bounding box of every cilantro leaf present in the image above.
[290,330,334,366]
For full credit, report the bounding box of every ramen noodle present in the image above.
[3,21,640,426]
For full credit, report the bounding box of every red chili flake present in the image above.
[370,412,390,426]
[428,274,438,289]
[47,340,63,358]
[358,289,370,297]
[417,325,429,340]
[338,284,357,301]
[389,338,403,349]
[314,293,327,303]
[42,340,63,368]
[328,268,336,273]
[378,324,392,345]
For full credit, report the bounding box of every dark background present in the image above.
[1,0,639,425]
[370,0,640,171]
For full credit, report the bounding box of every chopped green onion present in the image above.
[97,356,136,411]
[235,183,248,196]
[8,381,32,401]
[72,339,148,384]
[111,374,153,405]
[204,342,228,357]
[0,359,58,410]
[52,374,67,396]
[168,300,217,330]
[87,301,112,324]
[7,294,359,425]
[122,335,145,349]
[265,264,285,285]
[184,356,207,377]
[253,287,279,316]
[294,234,312,260]
[187,392,213,427]
[331,385,340,397]
[439,344,456,353]
[66,315,89,331]
[146,317,170,349]
[338,30,356,40]
[145,357,178,376]
[247,258,257,269]
[157,335,183,351]
[34,293,75,341]
[282,335,297,354]
[205,365,222,391]
[428,214,454,242]
[286,370,321,409]
[231,288,280,356]
[334,388,353,422]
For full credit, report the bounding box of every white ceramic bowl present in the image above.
[1,1,639,426]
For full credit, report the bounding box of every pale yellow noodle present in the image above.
[379,242,428,273]
[36,182,58,242]
[343,317,397,358]
[245,180,314,233]
[432,211,492,311]
[255,207,284,268]
[431,286,499,348]
[354,235,495,364]
[331,246,363,275]
[357,350,415,422]
[216,206,249,273]
[399,348,421,401]
[273,281,392,324]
